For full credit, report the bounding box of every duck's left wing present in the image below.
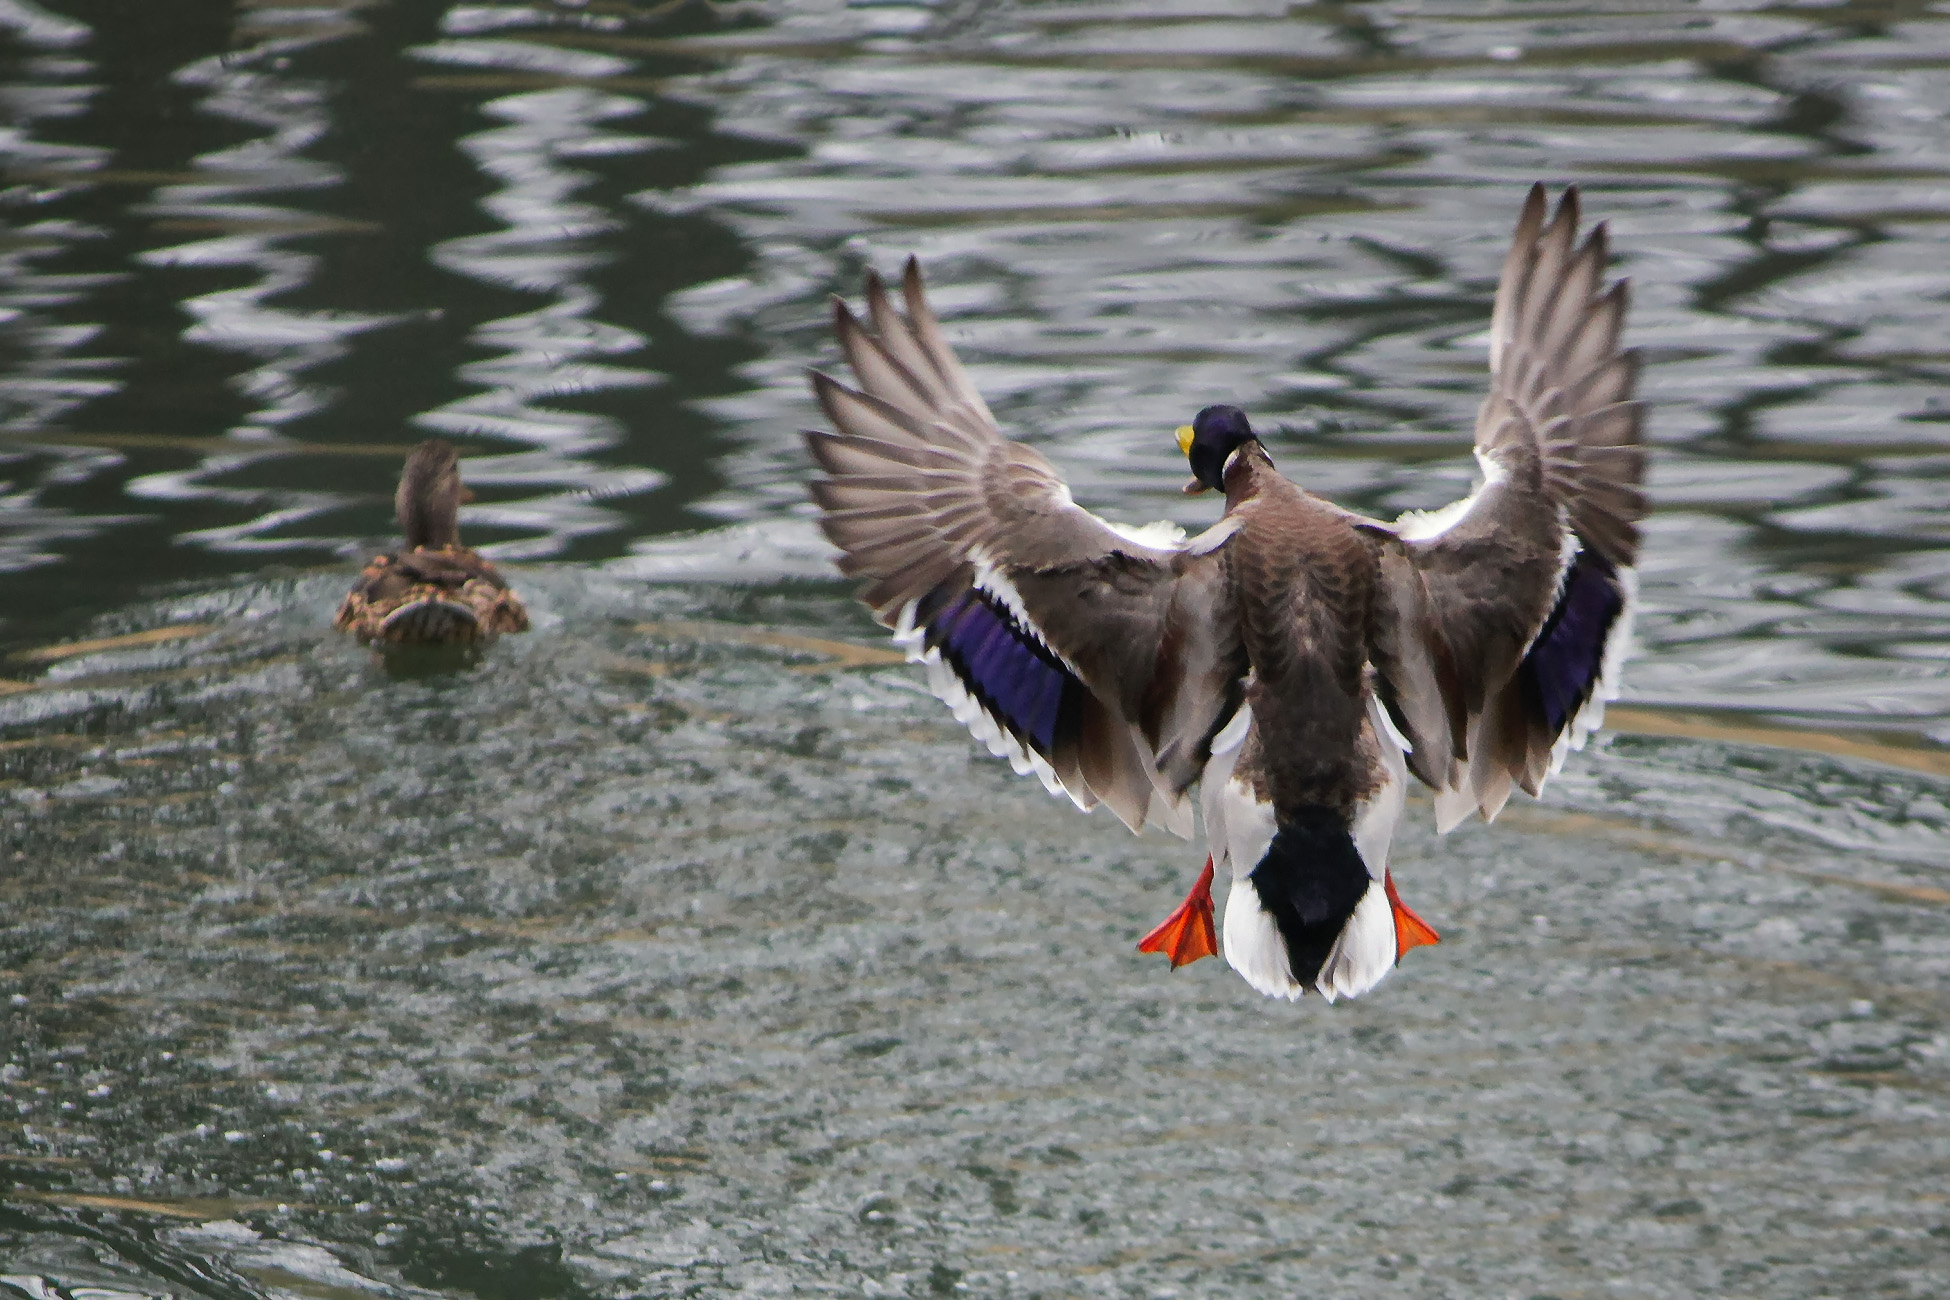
[805,260,1248,836]
[1364,185,1645,829]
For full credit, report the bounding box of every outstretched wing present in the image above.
[1367,184,1646,828]
[805,260,1248,835]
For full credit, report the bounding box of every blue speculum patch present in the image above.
[1521,549,1625,734]
[925,585,1075,755]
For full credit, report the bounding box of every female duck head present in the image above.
[396,438,468,550]
[1175,405,1260,494]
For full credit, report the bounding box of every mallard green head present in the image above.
[1176,404,1260,495]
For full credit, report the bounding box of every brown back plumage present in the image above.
[1220,448,1380,815]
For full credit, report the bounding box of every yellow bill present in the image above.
[1175,424,1194,455]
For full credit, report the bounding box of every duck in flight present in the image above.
[335,439,529,646]
[803,185,1644,1001]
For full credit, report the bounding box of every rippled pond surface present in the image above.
[0,576,1947,1300]
[2,2,1948,1298]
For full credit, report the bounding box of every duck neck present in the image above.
[1222,441,1275,509]
[397,476,461,550]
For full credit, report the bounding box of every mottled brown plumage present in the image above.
[804,184,1644,1000]
[334,440,528,646]
[1216,445,1382,818]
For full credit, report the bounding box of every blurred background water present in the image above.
[1,2,1948,1299]
[0,0,1947,741]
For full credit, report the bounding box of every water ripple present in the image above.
[0,0,1943,745]
[624,0,1950,744]
[125,10,395,552]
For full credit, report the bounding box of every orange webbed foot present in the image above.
[1138,856,1219,969]
[1384,870,1440,963]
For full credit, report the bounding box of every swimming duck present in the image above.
[804,185,1643,1001]
[334,439,529,645]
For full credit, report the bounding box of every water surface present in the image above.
[0,0,1946,740]
[0,574,1946,1299]
[2,2,1949,1298]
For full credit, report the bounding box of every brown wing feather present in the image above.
[805,259,1246,833]
[1369,184,1646,827]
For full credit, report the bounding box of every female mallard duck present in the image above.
[334,439,529,645]
[804,185,1644,1002]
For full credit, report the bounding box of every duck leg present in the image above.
[1137,856,1219,968]
[1384,870,1440,962]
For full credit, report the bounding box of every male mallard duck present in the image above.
[804,185,1643,1002]
[334,439,529,645]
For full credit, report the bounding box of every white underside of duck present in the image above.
[1204,694,1410,1002]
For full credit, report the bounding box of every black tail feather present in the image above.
[1247,805,1371,988]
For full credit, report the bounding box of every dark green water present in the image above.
[1,2,1948,1298]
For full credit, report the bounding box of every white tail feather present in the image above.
[1316,883,1396,1003]
[1221,877,1305,1001]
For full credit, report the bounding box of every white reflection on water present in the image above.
[0,4,132,572]
[0,0,84,49]
[418,83,666,451]
[453,447,664,562]
[141,12,670,563]
[125,9,395,551]
[408,44,669,558]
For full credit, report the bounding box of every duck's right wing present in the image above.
[805,261,1249,836]
[1365,185,1646,828]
